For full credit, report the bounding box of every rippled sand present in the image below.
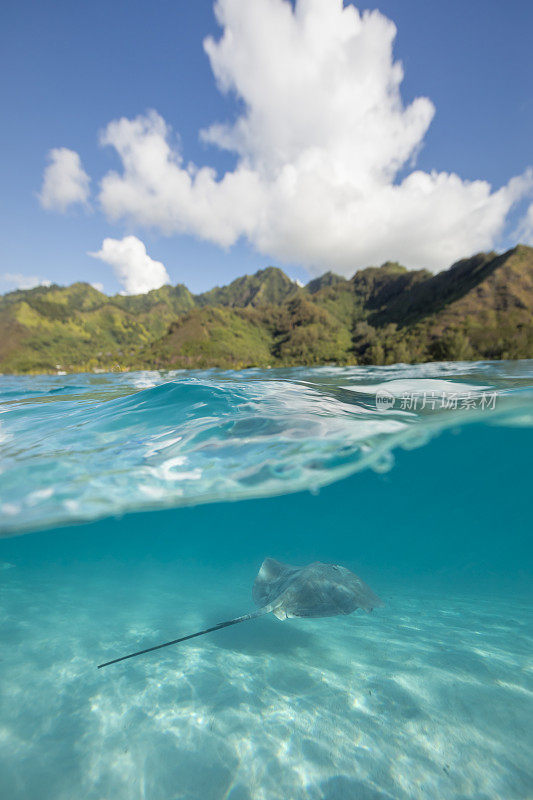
[1,563,530,800]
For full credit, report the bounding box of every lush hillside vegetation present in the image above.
[1,246,532,373]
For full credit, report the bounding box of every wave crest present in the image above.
[1,361,532,534]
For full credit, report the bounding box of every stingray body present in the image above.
[98,558,382,668]
[253,558,382,619]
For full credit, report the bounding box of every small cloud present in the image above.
[39,147,90,212]
[88,236,170,294]
[0,273,52,291]
[91,281,105,293]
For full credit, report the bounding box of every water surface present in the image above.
[0,361,532,799]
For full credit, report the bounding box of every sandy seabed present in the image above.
[0,563,531,800]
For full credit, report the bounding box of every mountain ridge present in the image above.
[1,245,532,373]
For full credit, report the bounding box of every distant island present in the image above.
[1,244,532,374]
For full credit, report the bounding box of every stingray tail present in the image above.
[97,606,272,669]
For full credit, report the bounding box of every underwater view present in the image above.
[0,360,532,800]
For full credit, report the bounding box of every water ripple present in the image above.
[1,361,532,534]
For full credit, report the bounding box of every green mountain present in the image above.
[196,266,299,308]
[1,245,532,373]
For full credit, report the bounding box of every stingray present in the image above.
[97,558,383,668]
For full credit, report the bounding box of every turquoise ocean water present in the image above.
[0,361,532,799]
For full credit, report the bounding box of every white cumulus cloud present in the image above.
[0,273,52,291]
[39,147,90,212]
[517,202,533,246]
[88,236,170,294]
[97,0,531,274]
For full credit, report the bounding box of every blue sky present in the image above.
[1,0,532,295]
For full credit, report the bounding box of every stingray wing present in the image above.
[348,576,383,613]
[252,558,300,607]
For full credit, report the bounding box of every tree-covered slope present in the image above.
[352,245,533,363]
[196,266,300,308]
[1,245,532,373]
[0,282,196,372]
